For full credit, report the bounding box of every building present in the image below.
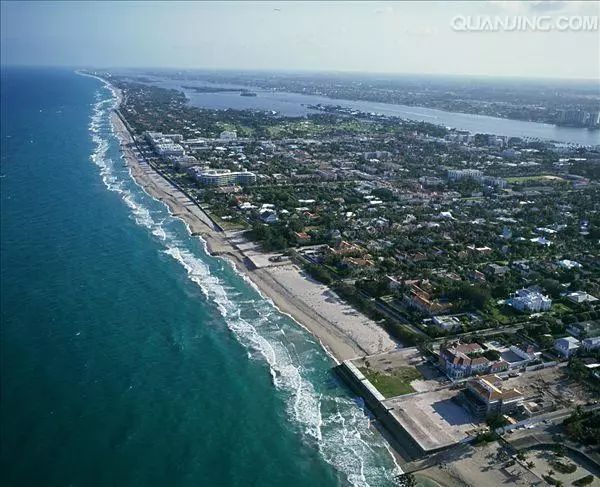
[432,315,462,331]
[582,337,600,351]
[219,130,237,140]
[567,321,600,338]
[145,132,185,158]
[557,259,582,270]
[259,209,278,224]
[172,155,198,171]
[447,169,482,181]
[556,109,600,128]
[439,342,487,379]
[566,291,598,305]
[485,263,509,277]
[189,168,257,186]
[403,283,452,316]
[507,288,552,313]
[495,343,541,370]
[554,336,580,358]
[510,343,539,362]
[530,236,552,246]
[463,375,523,419]
[156,142,185,157]
[446,169,506,188]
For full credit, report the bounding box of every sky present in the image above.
[1,0,599,80]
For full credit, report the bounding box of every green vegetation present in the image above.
[472,430,498,445]
[111,72,600,359]
[542,474,564,486]
[563,409,600,446]
[446,282,490,311]
[505,175,566,184]
[486,414,509,430]
[550,459,577,474]
[573,475,595,486]
[359,366,421,398]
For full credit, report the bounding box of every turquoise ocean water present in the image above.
[0,68,399,486]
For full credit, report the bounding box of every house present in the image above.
[464,375,524,419]
[470,356,491,374]
[259,209,278,224]
[510,343,539,362]
[566,291,598,305]
[470,270,486,282]
[582,337,600,351]
[485,263,509,277]
[554,336,580,358]
[557,259,582,270]
[293,231,311,244]
[530,236,552,246]
[433,315,462,331]
[567,321,600,338]
[490,360,509,373]
[328,241,366,257]
[344,256,375,268]
[404,283,452,316]
[438,342,487,379]
[495,343,540,370]
[508,288,552,313]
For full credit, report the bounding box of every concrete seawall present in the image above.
[335,360,426,462]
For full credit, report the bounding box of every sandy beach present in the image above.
[109,108,398,363]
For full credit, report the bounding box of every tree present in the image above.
[448,282,490,311]
[541,278,561,298]
[394,473,416,487]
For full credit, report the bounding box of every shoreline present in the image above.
[104,80,398,364]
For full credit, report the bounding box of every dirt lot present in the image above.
[526,448,600,487]
[416,441,543,487]
[503,364,596,408]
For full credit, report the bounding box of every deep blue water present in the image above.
[0,67,398,487]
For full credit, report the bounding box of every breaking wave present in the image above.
[87,84,401,487]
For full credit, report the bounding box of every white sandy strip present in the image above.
[264,265,398,356]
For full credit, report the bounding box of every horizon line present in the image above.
[2,63,598,84]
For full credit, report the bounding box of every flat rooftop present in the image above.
[500,349,525,364]
[383,388,479,452]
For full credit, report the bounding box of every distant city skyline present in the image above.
[1,0,599,80]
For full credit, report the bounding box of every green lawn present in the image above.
[505,175,566,183]
[551,302,573,316]
[486,304,518,325]
[207,212,249,231]
[359,366,421,398]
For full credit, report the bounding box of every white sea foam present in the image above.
[86,86,400,486]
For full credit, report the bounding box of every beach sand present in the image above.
[110,110,398,362]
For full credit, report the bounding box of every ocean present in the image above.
[0,68,399,487]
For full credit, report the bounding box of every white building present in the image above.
[447,169,482,181]
[558,259,582,270]
[566,291,598,305]
[145,132,185,158]
[508,288,552,313]
[189,168,256,186]
[432,315,461,331]
[554,336,580,358]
